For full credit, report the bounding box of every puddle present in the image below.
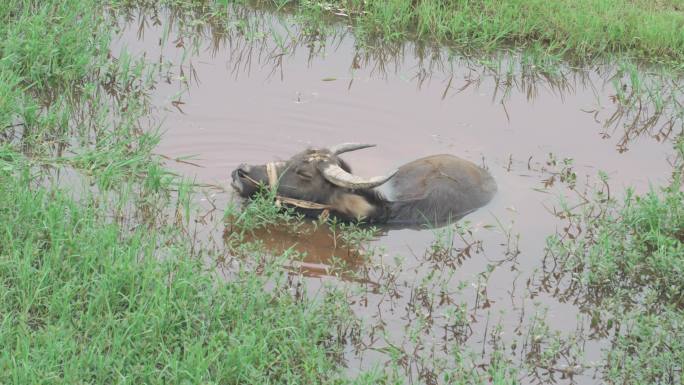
[115,6,679,383]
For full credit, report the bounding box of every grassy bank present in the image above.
[0,173,351,384]
[249,0,684,67]
[0,0,355,383]
[115,0,684,67]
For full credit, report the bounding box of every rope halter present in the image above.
[242,162,333,212]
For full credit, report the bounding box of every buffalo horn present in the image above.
[319,163,396,189]
[328,143,376,155]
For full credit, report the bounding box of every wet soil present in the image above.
[116,7,677,384]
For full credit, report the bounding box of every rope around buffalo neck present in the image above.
[240,162,332,211]
[266,162,279,189]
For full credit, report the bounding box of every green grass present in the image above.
[0,169,354,384]
[3,0,684,383]
[545,152,684,383]
[120,0,684,67]
[278,0,684,67]
[0,1,359,383]
[548,184,684,310]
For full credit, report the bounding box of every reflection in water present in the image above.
[118,3,683,154]
[228,221,372,280]
[115,4,682,384]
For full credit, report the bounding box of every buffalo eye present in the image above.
[295,168,313,180]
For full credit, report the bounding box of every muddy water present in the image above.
[118,8,676,383]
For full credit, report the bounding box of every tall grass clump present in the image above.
[0,170,352,384]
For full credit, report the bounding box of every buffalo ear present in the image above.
[329,193,375,220]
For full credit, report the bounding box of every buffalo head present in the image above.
[231,143,396,221]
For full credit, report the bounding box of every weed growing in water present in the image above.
[327,216,379,257]
[425,220,484,270]
[538,160,684,382]
[224,185,305,235]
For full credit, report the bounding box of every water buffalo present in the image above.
[230,143,497,227]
